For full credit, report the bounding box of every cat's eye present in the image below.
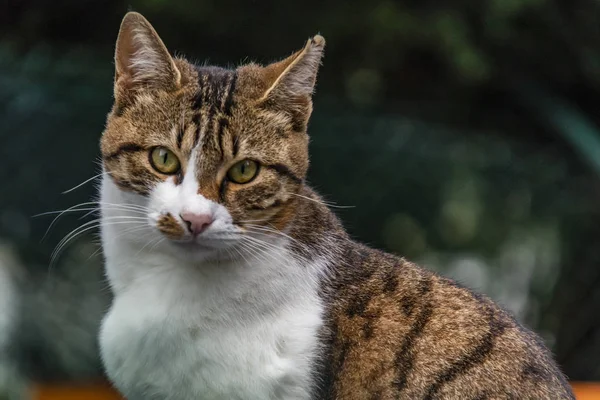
[150,147,180,175]
[227,159,259,184]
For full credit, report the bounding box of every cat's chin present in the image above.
[164,238,237,263]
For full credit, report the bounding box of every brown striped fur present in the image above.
[101,12,574,399]
[315,242,573,398]
[156,213,185,239]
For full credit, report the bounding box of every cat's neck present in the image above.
[286,185,348,262]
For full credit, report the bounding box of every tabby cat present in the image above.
[98,12,575,400]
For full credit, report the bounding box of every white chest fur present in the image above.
[99,237,325,400]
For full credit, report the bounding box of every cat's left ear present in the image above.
[258,35,325,131]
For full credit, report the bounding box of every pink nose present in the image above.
[180,212,213,236]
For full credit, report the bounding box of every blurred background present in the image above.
[1,0,600,396]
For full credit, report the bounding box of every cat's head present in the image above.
[100,12,324,260]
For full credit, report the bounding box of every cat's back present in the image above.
[317,243,574,399]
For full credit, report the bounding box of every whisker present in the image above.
[242,235,286,254]
[37,202,104,242]
[231,242,252,265]
[244,224,297,243]
[135,235,163,257]
[237,218,272,224]
[241,238,299,266]
[109,224,152,242]
[35,205,146,219]
[290,193,355,209]
[240,240,282,264]
[242,230,312,265]
[34,207,99,218]
[50,219,147,267]
[35,201,150,241]
[96,201,151,212]
[86,243,104,262]
[51,218,133,255]
[245,235,309,264]
[50,222,102,267]
[33,202,150,220]
[148,237,166,253]
[62,172,107,194]
[88,226,152,260]
[51,222,145,268]
[78,208,101,220]
[223,246,235,262]
[238,241,269,264]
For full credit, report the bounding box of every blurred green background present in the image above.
[1,0,600,392]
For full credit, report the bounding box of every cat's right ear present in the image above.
[114,12,181,99]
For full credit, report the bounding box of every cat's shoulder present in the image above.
[324,241,527,337]
[317,241,573,399]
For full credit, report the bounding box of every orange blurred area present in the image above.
[33,383,123,400]
[31,382,600,399]
[573,383,600,400]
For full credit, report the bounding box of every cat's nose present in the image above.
[180,212,213,236]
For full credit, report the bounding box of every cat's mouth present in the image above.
[172,240,215,250]
[160,239,223,263]
[161,235,243,263]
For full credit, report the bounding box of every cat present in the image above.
[98,11,575,400]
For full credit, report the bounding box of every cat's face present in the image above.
[100,12,324,260]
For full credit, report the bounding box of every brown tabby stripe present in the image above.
[334,334,351,378]
[343,252,377,318]
[217,117,229,158]
[223,72,237,115]
[201,110,218,158]
[423,307,507,399]
[266,163,302,183]
[194,66,232,109]
[112,103,125,118]
[205,76,218,105]
[176,126,185,149]
[174,171,184,185]
[114,178,150,196]
[113,179,136,193]
[382,266,399,293]
[216,72,236,156]
[104,143,145,160]
[521,362,548,383]
[392,276,433,393]
[346,291,371,318]
[361,307,382,339]
[219,179,229,202]
[206,105,217,140]
[209,70,229,105]
[192,114,202,149]
[232,133,240,157]
[191,70,206,110]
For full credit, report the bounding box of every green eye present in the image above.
[227,159,259,184]
[150,147,180,174]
